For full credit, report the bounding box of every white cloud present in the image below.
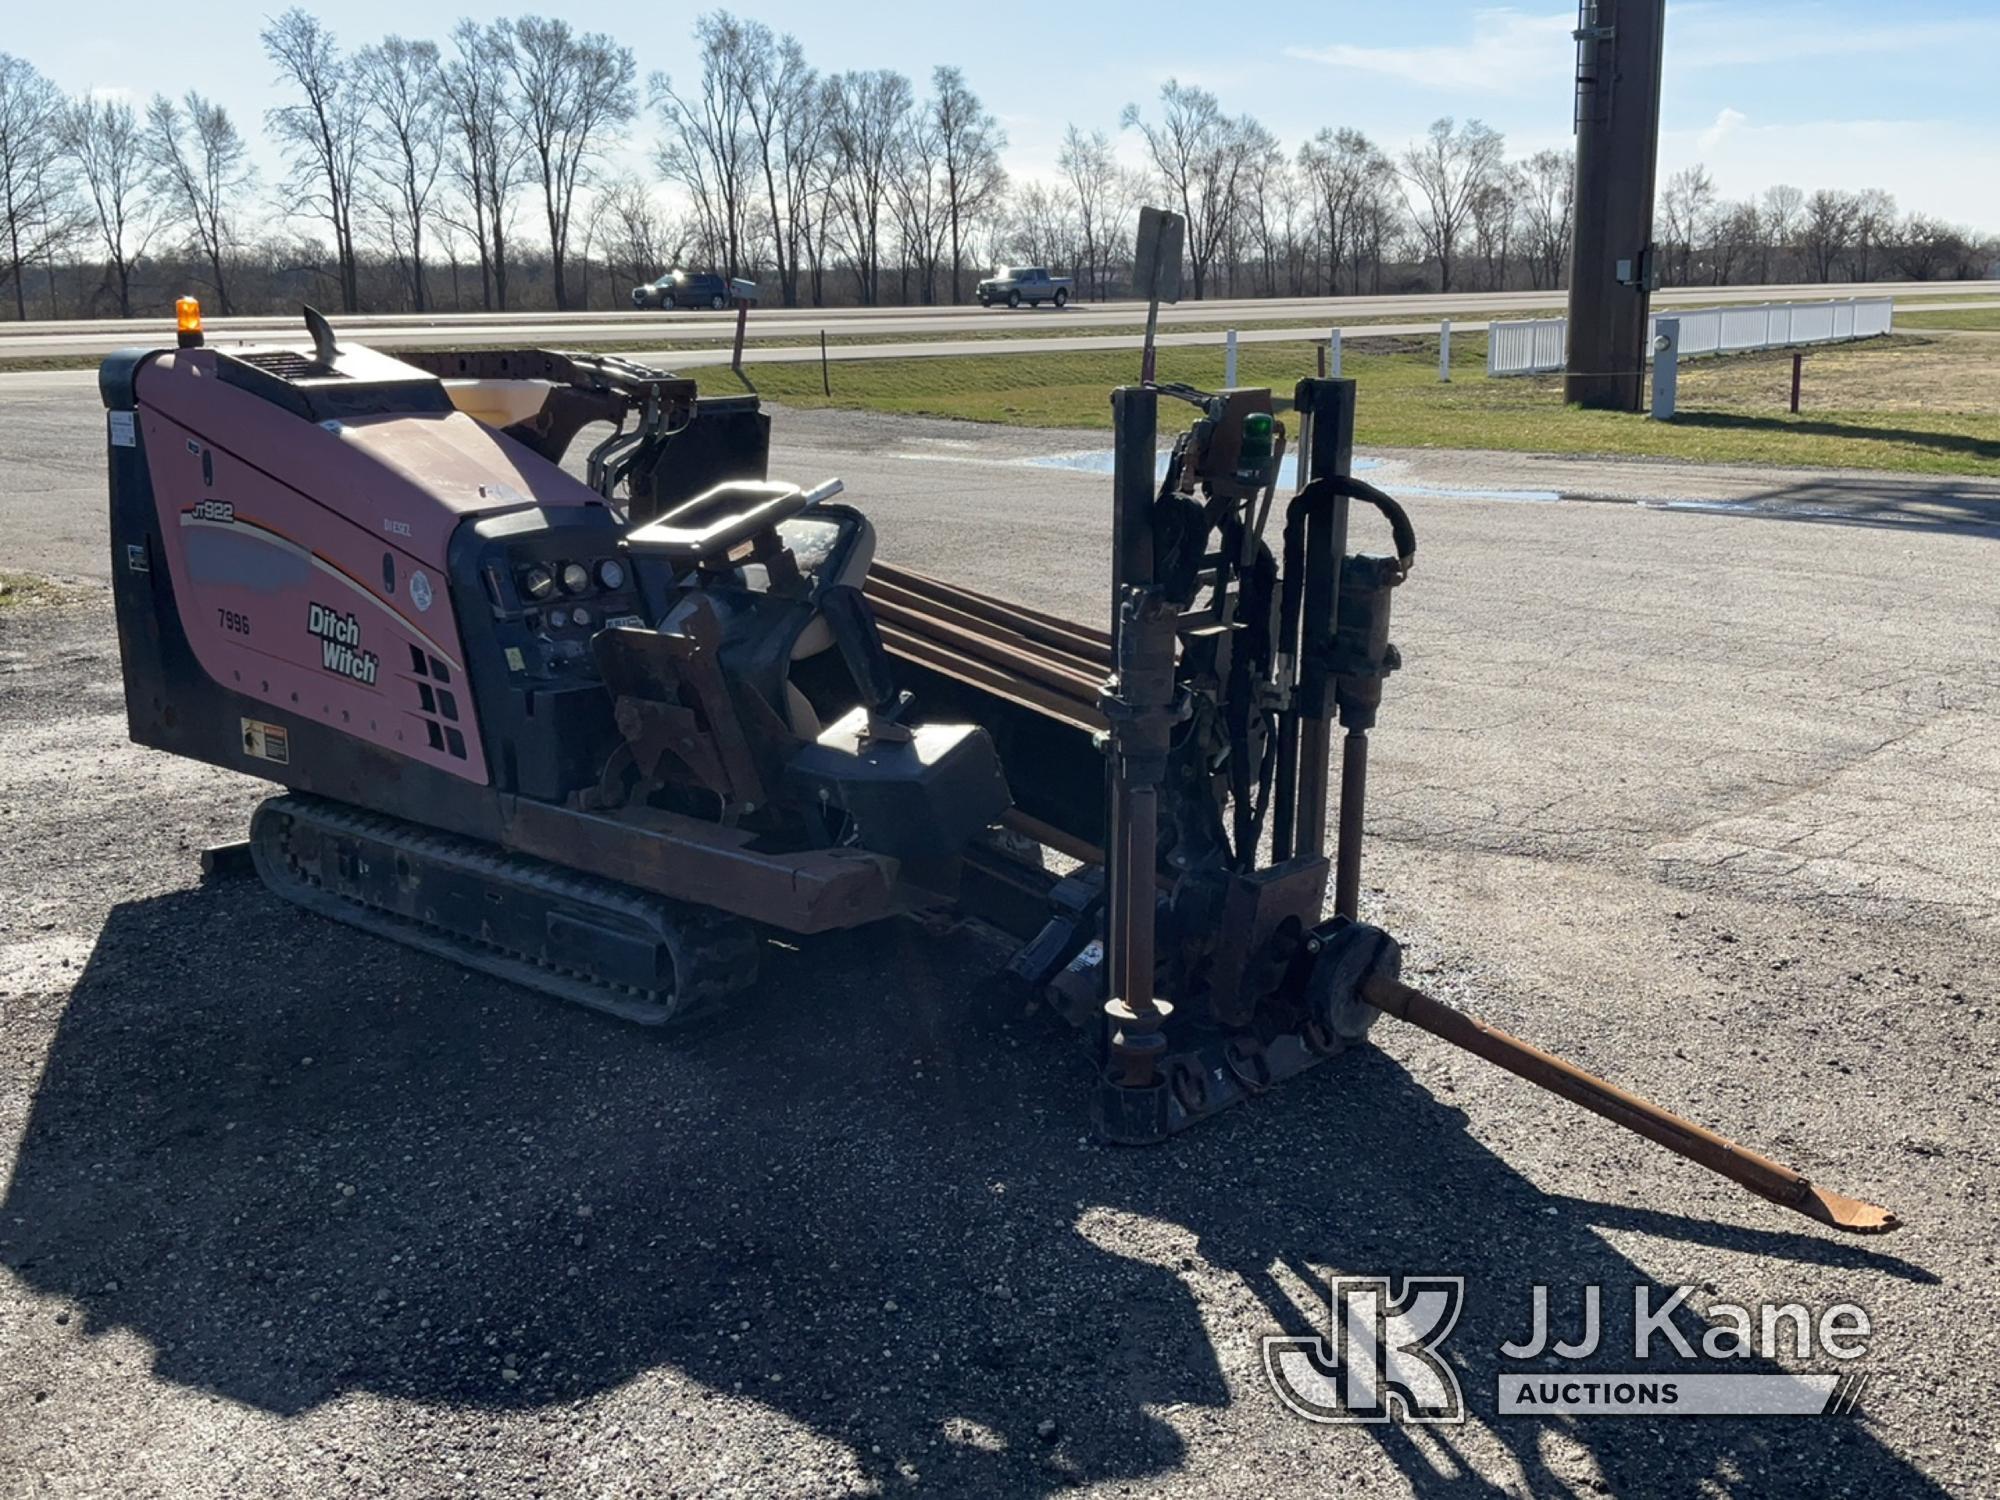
[1286,9,1573,95]
[1667,2,2000,69]
[1698,107,1748,152]
[1285,3,2000,99]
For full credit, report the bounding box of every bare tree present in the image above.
[1272,161,1310,295]
[145,91,251,313]
[1003,179,1080,271]
[502,16,637,311]
[1059,126,1134,300]
[355,36,445,312]
[1297,127,1390,295]
[1349,154,1404,294]
[1708,200,1758,285]
[1469,165,1520,290]
[824,70,911,305]
[1759,184,1803,281]
[888,102,946,303]
[795,77,842,305]
[1845,188,1896,281]
[440,20,523,310]
[1517,147,1572,290]
[0,54,73,320]
[261,8,366,312]
[1891,212,1965,281]
[1236,122,1285,296]
[736,21,817,306]
[575,185,616,308]
[1800,188,1858,282]
[651,13,752,281]
[598,174,680,290]
[62,94,154,316]
[1122,80,1262,299]
[1660,164,1717,286]
[929,66,1005,304]
[1398,117,1503,293]
[431,214,471,309]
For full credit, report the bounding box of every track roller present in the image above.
[248,794,760,1026]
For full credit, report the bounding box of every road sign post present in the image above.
[729,278,759,374]
[1133,206,1185,385]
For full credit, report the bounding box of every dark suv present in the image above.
[630,270,731,310]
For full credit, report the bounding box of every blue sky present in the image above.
[17,1,1999,227]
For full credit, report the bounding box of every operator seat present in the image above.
[623,479,887,736]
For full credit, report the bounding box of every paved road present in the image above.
[8,371,2000,586]
[4,279,1991,359]
[0,317,1479,378]
[4,392,1998,1496]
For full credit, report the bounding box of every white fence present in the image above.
[1487,318,1568,375]
[1487,296,1894,376]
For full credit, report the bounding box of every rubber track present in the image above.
[249,794,760,1026]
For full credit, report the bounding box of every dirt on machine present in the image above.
[98,298,1897,1237]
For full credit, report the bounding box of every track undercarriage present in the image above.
[251,794,762,1026]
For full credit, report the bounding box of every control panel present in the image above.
[480,539,648,680]
[447,503,635,800]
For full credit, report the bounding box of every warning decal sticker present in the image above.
[240,718,291,765]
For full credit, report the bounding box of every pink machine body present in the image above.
[129,349,611,787]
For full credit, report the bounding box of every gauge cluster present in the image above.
[494,548,646,678]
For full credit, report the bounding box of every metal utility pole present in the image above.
[1564,0,1666,411]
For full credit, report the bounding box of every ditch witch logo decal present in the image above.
[1263,1279,1875,1423]
[308,602,379,686]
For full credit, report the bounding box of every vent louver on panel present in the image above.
[234,350,347,381]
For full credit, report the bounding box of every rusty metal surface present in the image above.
[593,599,770,812]
[876,621,1107,733]
[864,565,1113,736]
[869,562,1111,657]
[500,797,901,935]
[1000,808,1104,869]
[1204,857,1331,1028]
[866,580,1109,682]
[1334,730,1369,920]
[1360,972,1899,1235]
[866,592,1105,702]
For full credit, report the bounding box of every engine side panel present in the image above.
[104,364,507,841]
[138,404,490,784]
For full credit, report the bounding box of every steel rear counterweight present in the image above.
[104,304,1900,1239]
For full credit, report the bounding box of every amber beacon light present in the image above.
[175,296,204,348]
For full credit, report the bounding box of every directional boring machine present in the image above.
[101,304,1896,1235]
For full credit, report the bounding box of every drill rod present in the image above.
[1360,974,1899,1235]
[1334,728,1369,920]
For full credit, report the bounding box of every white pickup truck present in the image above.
[975,267,1072,308]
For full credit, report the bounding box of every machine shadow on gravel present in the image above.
[4,883,1944,1498]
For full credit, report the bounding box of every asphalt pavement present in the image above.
[3,388,1998,1496]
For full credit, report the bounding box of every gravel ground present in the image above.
[3,392,1999,1497]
